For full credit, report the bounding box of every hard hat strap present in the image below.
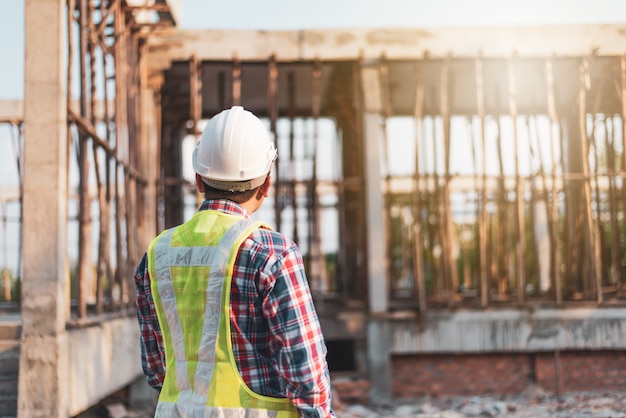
[202,174,267,192]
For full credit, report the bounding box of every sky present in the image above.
[0,0,625,274]
[1,0,625,100]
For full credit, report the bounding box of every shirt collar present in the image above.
[199,199,251,219]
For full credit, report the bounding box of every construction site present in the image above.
[2,0,626,416]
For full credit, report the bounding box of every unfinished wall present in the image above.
[67,317,144,416]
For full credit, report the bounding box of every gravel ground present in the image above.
[334,390,626,418]
[84,387,626,417]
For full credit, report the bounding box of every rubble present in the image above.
[333,391,626,418]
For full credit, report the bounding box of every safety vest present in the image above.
[148,210,298,418]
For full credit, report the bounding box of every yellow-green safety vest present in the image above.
[148,210,298,418]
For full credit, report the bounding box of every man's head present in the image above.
[192,106,276,205]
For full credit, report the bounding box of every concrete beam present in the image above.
[0,100,23,124]
[0,99,115,124]
[390,308,626,353]
[67,317,144,416]
[147,24,626,71]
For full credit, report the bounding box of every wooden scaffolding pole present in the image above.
[77,0,92,318]
[88,0,107,315]
[578,56,603,303]
[508,54,527,304]
[440,55,458,305]
[378,56,394,299]
[604,116,621,288]
[475,55,489,307]
[114,0,128,305]
[268,55,280,230]
[287,72,299,244]
[412,60,427,312]
[232,55,241,106]
[190,54,202,208]
[620,55,626,288]
[545,57,562,304]
[308,58,327,294]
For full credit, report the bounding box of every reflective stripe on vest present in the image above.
[148,211,297,418]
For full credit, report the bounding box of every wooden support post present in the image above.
[378,56,395,300]
[440,55,458,306]
[308,58,327,294]
[77,0,91,318]
[232,55,241,106]
[475,55,489,307]
[287,72,299,244]
[190,54,203,208]
[509,54,527,304]
[604,117,621,287]
[545,58,562,305]
[114,0,128,304]
[2,202,9,301]
[494,117,509,298]
[578,57,603,304]
[268,55,280,230]
[412,61,427,312]
[620,55,626,287]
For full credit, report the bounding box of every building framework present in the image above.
[145,25,626,402]
[4,0,626,414]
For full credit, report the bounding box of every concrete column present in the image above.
[18,0,70,417]
[360,60,391,403]
[367,319,392,404]
[360,61,388,314]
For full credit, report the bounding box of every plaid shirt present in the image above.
[134,199,335,418]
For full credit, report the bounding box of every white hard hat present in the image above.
[192,106,277,192]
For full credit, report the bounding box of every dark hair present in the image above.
[202,180,259,204]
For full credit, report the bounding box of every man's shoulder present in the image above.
[247,226,298,254]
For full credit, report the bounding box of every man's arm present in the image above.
[133,253,165,391]
[263,246,336,418]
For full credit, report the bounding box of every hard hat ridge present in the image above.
[192,106,277,192]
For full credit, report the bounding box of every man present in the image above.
[134,106,335,417]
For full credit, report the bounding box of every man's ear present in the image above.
[259,176,271,198]
[195,173,205,193]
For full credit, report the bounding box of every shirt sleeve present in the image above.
[262,246,336,418]
[133,253,165,391]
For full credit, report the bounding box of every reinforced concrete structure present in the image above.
[2,0,626,415]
